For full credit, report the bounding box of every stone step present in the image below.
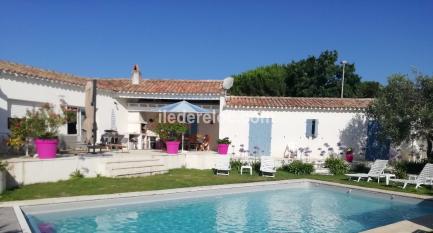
[104,158,160,164]
[105,160,164,170]
[110,166,167,177]
[103,158,168,177]
[115,170,167,177]
[109,164,165,170]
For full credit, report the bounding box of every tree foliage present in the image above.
[230,64,287,96]
[230,50,382,98]
[367,74,433,160]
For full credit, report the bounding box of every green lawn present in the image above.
[1,169,432,202]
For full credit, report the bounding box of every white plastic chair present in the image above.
[346,160,390,183]
[390,163,433,189]
[215,157,231,176]
[260,156,276,177]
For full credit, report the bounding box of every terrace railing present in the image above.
[127,103,219,112]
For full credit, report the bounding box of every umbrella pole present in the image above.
[92,79,97,154]
[181,133,184,153]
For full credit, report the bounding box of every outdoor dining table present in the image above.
[188,142,202,150]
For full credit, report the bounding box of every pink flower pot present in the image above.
[218,144,229,155]
[166,141,180,155]
[35,139,58,159]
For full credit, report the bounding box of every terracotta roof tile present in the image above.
[225,96,373,109]
[106,79,223,95]
[0,60,89,86]
[0,60,224,95]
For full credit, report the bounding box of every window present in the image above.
[306,119,318,138]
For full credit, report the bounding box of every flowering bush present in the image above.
[61,105,77,123]
[8,104,65,154]
[25,103,65,139]
[155,123,188,141]
[7,118,29,150]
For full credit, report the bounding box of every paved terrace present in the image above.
[0,207,22,233]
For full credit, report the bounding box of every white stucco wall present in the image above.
[219,108,368,161]
[0,86,8,153]
[6,156,102,186]
[0,74,128,141]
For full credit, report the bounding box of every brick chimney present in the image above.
[131,64,141,85]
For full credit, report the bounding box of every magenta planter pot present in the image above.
[35,139,58,159]
[218,144,229,155]
[166,141,180,155]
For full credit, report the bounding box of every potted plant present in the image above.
[0,161,8,194]
[217,137,231,155]
[345,147,354,163]
[26,104,65,159]
[155,123,187,155]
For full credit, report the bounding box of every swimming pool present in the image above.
[23,182,433,233]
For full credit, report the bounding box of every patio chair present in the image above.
[345,160,390,183]
[390,163,433,189]
[215,157,231,176]
[260,156,276,177]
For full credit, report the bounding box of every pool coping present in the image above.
[1,179,433,233]
[2,179,433,207]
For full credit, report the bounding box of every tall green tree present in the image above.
[230,50,380,98]
[414,75,433,159]
[356,81,383,98]
[367,74,433,160]
[230,64,286,96]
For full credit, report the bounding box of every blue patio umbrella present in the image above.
[155,100,210,113]
[154,100,210,153]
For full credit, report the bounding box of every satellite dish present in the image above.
[223,76,234,90]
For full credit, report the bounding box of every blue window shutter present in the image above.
[313,119,318,138]
[306,119,312,138]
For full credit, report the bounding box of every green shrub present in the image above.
[230,158,245,172]
[155,123,188,141]
[393,160,427,179]
[251,160,261,173]
[283,160,314,175]
[325,158,349,175]
[70,169,84,179]
[217,137,231,144]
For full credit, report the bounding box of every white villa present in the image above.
[0,60,375,161]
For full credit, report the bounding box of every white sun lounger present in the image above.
[345,160,390,183]
[215,157,231,176]
[260,156,276,177]
[390,163,433,189]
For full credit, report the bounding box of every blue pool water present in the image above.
[26,186,433,233]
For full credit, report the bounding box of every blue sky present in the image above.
[0,0,432,83]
